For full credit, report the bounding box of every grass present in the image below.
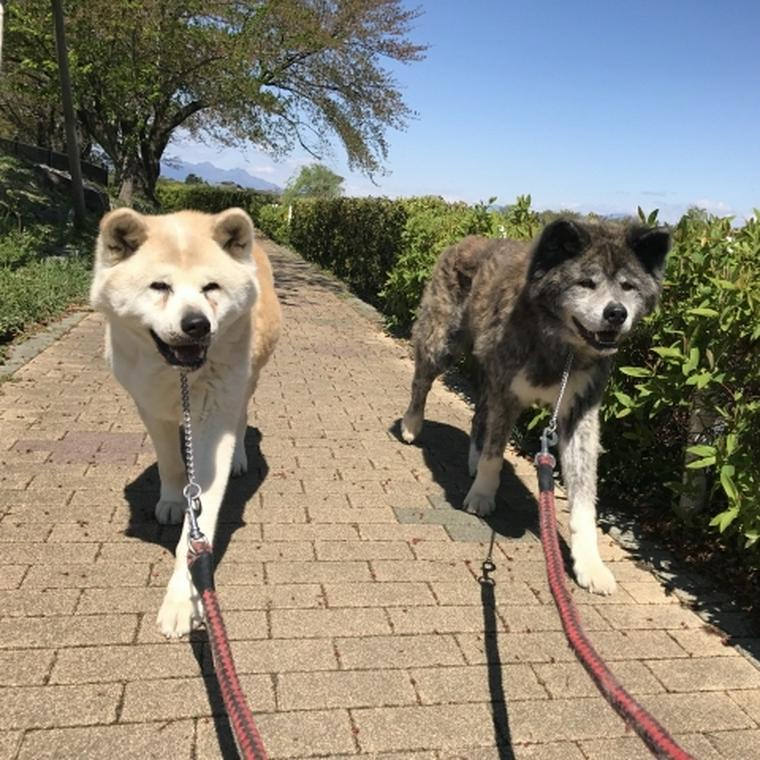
[0,154,97,359]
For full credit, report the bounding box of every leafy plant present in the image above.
[602,210,760,551]
[256,204,291,245]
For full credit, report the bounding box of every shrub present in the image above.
[257,203,291,245]
[381,195,538,331]
[0,257,91,348]
[288,197,407,305]
[602,209,760,551]
[155,182,277,224]
[0,228,39,269]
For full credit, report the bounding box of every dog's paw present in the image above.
[463,485,496,516]
[230,447,248,478]
[155,499,185,525]
[401,412,423,444]
[156,589,204,638]
[574,559,617,595]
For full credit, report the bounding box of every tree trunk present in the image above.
[117,148,159,207]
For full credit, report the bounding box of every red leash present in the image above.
[188,536,269,760]
[178,372,268,760]
[535,452,694,760]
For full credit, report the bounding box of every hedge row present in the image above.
[257,193,539,319]
[155,182,277,223]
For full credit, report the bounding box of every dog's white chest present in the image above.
[510,369,591,415]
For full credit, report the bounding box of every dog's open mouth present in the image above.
[150,330,208,370]
[572,318,620,351]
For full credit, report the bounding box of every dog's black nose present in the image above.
[181,312,210,338]
[603,302,627,326]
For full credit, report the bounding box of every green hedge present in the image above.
[156,182,278,223]
[288,197,408,306]
[263,193,540,325]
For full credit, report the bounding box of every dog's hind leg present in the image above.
[464,390,520,515]
[401,344,448,443]
[231,368,261,477]
[560,402,616,595]
[468,373,487,476]
[231,410,248,477]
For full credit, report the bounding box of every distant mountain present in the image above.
[160,159,281,193]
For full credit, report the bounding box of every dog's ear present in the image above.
[97,208,148,266]
[627,226,671,278]
[530,219,591,278]
[213,208,254,262]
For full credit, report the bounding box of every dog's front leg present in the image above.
[138,409,186,525]
[156,415,237,638]
[463,390,519,516]
[559,403,616,595]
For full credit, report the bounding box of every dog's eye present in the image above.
[150,282,171,292]
[202,282,221,293]
[577,279,596,289]
[620,281,636,291]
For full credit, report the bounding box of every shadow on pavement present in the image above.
[123,425,268,756]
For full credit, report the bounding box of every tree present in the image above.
[0,0,425,203]
[282,163,343,204]
[184,173,206,185]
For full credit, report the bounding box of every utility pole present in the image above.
[51,0,86,230]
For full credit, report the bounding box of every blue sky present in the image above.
[170,0,760,223]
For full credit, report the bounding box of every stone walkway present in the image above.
[1,240,759,760]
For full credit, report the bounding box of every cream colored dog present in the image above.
[90,208,281,637]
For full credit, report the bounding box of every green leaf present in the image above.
[719,466,739,502]
[709,507,739,532]
[652,346,683,359]
[686,444,716,457]
[725,433,738,456]
[613,391,634,407]
[686,455,716,469]
[619,366,650,378]
[685,371,713,388]
[687,307,719,317]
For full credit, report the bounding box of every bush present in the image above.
[155,181,277,224]
[382,195,539,331]
[602,209,760,551]
[0,155,97,359]
[257,203,291,245]
[288,197,407,305]
[0,257,91,347]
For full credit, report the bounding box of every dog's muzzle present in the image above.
[572,318,621,352]
[150,330,209,370]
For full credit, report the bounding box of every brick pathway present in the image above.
[1,240,759,760]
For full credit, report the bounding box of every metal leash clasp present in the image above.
[179,372,206,542]
[534,352,573,470]
[536,423,558,469]
[183,482,203,541]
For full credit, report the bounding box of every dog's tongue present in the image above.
[172,345,204,363]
